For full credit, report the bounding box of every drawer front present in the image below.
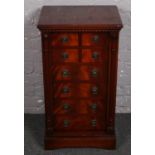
[50,48,107,64]
[50,64,106,81]
[53,83,105,98]
[53,114,105,131]
[82,33,106,46]
[82,48,107,63]
[49,33,79,47]
[51,65,76,81]
[52,99,105,115]
[50,49,79,63]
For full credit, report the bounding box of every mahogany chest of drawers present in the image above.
[37,6,123,149]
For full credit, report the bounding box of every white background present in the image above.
[0,0,155,154]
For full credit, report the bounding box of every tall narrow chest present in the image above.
[37,6,123,149]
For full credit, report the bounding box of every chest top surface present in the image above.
[37,6,123,30]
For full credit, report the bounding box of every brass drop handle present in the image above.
[61,36,69,43]
[64,120,70,127]
[91,119,97,127]
[91,86,98,95]
[62,86,70,94]
[91,69,98,77]
[92,35,99,42]
[63,103,70,110]
[92,52,99,59]
[62,52,69,59]
[91,103,97,110]
[62,69,70,77]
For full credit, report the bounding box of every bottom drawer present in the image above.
[53,114,105,131]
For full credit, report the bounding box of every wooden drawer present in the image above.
[82,33,106,46]
[49,33,79,47]
[50,64,106,81]
[50,48,107,64]
[50,49,79,63]
[52,83,105,98]
[53,114,105,131]
[52,99,105,115]
[81,48,107,63]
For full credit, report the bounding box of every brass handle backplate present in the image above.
[92,35,99,42]
[63,103,70,110]
[62,86,70,94]
[91,86,98,95]
[61,36,69,43]
[64,120,70,127]
[91,103,97,110]
[91,119,97,127]
[62,69,70,77]
[91,69,98,77]
[62,52,69,59]
[92,52,99,59]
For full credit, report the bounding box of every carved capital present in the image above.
[43,33,48,38]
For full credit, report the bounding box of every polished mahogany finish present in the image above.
[37,6,123,149]
[49,33,79,47]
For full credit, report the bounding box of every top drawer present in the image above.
[48,33,107,47]
[49,33,79,47]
